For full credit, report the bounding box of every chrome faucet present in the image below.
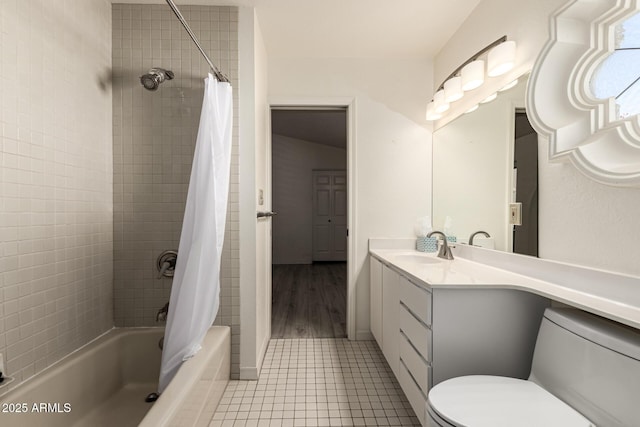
[427,231,454,260]
[156,302,169,322]
[469,230,491,246]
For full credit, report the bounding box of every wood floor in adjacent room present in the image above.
[271,262,347,339]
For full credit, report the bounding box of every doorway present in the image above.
[513,110,538,257]
[270,108,349,338]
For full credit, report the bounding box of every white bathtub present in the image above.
[0,326,230,427]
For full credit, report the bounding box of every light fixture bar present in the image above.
[435,36,507,92]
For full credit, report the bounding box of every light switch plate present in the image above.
[509,202,522,225]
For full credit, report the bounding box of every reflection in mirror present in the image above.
[590,12,640,120]
[513,110,538,256]
[433,74,538,255]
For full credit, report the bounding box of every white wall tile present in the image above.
[0,0,113,387]
[112,4,240,377]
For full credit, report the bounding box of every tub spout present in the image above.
[156,302,169,322]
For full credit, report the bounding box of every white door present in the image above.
[312,170,347,261]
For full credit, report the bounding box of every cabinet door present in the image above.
[370,256,383,345]
[382,265,400,377]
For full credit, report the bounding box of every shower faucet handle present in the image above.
[156,250,178,279]
[157,261,173,279]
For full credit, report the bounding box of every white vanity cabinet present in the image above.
[382,265,400,376]
[369,258,401,377]
[398,276,432,426]
[369,254,550,426]
[369,256,383,344]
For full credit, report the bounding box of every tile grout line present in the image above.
[210,338,421,427]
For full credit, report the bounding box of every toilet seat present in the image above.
[427,375,593,427]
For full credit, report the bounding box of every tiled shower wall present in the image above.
[111,4,240,376]
[0,0,113,386]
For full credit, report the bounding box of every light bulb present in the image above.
[434,90,450,113]
[426,101,442,121]
[444,77,463,103]
[488,41,516,77]
[499,79,519,92]
[461,60,485,91]
[480,93,498,104]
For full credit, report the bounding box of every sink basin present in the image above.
[394,254,441,264]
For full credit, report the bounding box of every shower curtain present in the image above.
[158,74,232,393]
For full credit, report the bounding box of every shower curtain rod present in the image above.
[165,0,230,83]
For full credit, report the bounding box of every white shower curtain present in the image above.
[158,74,232,393]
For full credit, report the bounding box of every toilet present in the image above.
[426,307,640,427]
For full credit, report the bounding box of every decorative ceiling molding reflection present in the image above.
[527,0,640,187]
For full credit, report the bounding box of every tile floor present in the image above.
[210,339,421,427]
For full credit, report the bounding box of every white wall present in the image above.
[253,12,271,381]
[435,0,640,277]
[272,135,347,264]
[239,7,270,380]
[0,0,113,386]
[269,57,433,339]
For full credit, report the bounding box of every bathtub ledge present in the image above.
[140,326,231,427]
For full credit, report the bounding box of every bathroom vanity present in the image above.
[370,252,549,425]
[369,239,640,426]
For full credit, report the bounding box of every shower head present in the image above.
[140,68,175,91]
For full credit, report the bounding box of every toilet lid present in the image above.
[428,376,594,427]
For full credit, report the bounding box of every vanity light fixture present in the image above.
[480,92,498,104]
[426,102,443,121]
[487,40,516,77]
[461,60,485,91]
[444,76,464,102]
[499,79,519,92]
[465,104,479,114]
[434,89,450,113]
[425,36,516,121]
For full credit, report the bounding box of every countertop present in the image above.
[370,247,640,330]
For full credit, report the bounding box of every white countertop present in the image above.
[369,246,640,330]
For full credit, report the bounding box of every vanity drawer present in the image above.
[400,303,432,362]
[399,276,432,326]
[398,360,426,426]
[400,332,431,394]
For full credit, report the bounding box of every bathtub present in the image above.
[0,326,230,427]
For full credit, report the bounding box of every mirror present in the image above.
[432,74,538,255]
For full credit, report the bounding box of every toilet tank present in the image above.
[529,308,640,427]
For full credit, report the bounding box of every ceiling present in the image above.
[271,109,347,148]
[115,0,484,139]
[252,0,482,59]
[118,0,482,59]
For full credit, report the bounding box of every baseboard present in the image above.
[355,330,374,341]
[256,334,270,378]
